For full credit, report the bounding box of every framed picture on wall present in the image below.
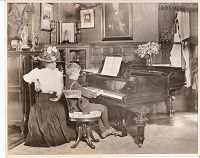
[80,9,95,28]
[40,3,53,30]
[102,3,133,41]
[61,23,75,43]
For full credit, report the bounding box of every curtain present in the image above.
[169,10,192,87]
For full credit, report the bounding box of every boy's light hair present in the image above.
[65,63,81,76]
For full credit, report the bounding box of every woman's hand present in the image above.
[34,80,41,92]
[50,94,61,102]
[49,98,60,102]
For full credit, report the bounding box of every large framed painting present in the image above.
[40,3,53,31]
[102,3,133,41]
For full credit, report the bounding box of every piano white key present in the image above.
[84,87,124,100]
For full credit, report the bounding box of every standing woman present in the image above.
[23,47,76,147]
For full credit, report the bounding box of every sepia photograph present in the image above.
[5,1,199,157]
[40,3,53,30]
[61,22,75,43]
[80,9,95,28]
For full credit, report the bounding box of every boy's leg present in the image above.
[100,106,110,129]
[98,119,106,133]
[87,103,110,130]
[87,103,121,138]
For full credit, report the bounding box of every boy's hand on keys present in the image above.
[83,111,90,114]
[97,90,103,96]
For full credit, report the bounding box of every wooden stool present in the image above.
[63,89,101,149]
[69,111,101,149]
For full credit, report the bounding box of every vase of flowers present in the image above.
[136,42,160,66]
[146,54,153,66]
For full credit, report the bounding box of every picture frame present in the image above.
[80,9,95,28]
[102,3,133,41]
[40,3,53,31]
[61,22,75,43]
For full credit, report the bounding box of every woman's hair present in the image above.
[65,63,81,76]
[41,61,50,68]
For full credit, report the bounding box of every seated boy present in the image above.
[65,63,121,138]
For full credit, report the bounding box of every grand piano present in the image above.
[83,61,185,147]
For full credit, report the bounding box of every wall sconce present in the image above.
[75,21,82,43]
[49,20,56,44]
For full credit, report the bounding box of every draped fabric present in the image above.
[175,11,190,41]
[182,47,191,87]
[24,93,76,147]
[170,11,182,67]
[170,44,182,67]
[178,11,190,41]
[169,10,192,87]
[192,45,198,90]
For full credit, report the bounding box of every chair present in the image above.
[63,89,101,149]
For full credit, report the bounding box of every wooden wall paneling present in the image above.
[112,47,123,56]
[7,53,23,129]
[7,51,41,133]
[90,42,146,68]
[122,47,135,61]
[7,90,23,127]
[102,47,112,58]
[7,54,21,87]
[90,47,102,68]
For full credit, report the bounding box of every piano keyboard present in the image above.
[131,69,166,76]
[83,87,125,100]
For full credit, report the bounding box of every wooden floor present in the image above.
[7,110,198,150]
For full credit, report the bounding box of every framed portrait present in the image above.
[61,23,75,43]
[80,9,95,28]
[102,3,133,41]
[40,3,53,31]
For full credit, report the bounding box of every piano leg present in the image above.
[134,107,150,147]
[165,94,175,117]
[113,107,128,137]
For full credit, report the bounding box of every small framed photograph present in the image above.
[61,23,75,43]
[40,3,53,30]
[80,9,95,28]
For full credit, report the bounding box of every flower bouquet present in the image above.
[136,42,160,66]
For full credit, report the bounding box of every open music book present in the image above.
[101,56,123,76]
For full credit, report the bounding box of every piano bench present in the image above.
[69,111,101,149]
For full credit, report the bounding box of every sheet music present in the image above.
[101,56,122,76]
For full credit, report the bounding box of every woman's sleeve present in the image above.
[72,82,96,98]
[55,71,64,96]
[23,68,39,84]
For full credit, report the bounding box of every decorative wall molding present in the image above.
[159,3,198,12]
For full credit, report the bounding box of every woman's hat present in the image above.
[37,46,60,63]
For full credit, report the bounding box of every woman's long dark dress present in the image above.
[24,93,76,147]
